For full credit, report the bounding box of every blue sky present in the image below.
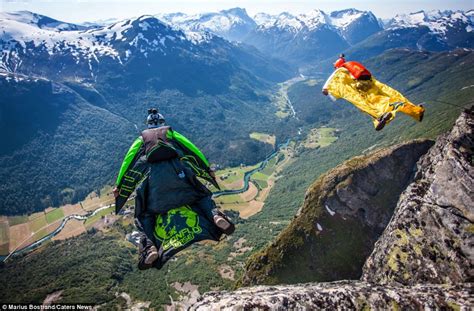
[1,0,472,23]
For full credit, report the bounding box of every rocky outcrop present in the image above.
[362,107,474,285]
[189,108,473,310]
[241,140,433,286]
[191,281,472,310]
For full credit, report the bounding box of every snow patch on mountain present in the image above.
[272,12,304,32]
[0,10,85,31]
[330,10,364,28]
[0,17,118,58]
[254,8,376,33]
[329,9,376,29]
[299,10,331,30]
[157,7,255,40]
[388,10,473,35]
[253,13,277,27]
[183,31,214,44]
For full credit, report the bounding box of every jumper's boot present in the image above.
[138,235,159,270]
[418,104,425,122]
[212,209,235,235]
[375,112,393,131]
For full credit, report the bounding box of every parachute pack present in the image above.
[342,61,372,80]
[115,127,219,213]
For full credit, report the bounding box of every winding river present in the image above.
[2,140,290,262]
[213,139,289,197]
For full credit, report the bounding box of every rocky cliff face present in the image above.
[241,140,433,286]
[362,107,473,285]
[189,108,473,309]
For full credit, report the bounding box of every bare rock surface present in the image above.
[363,107,473,285]
[190,281,473,310]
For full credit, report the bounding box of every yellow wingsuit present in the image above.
[323,68,424,129]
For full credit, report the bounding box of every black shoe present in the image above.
[375,112,392,131]
[213,211,235,235]
[419,104,424,122]
[138,236,159,270]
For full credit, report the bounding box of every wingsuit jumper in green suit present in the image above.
[114,126,222,266]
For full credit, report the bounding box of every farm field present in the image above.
[250,132,276,147]
[1,186,116,257]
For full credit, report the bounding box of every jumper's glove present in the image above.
[322,89,329,96]
[113,187,119,198]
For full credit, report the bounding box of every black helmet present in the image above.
[146,108,165,128]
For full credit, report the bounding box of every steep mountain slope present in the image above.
[0,12,294,214]
[0,73,135,213]
[241,140,433,285]
[190,107,473,310]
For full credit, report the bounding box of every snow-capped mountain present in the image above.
[329,9,382,44]
[157,7,381,55]
[244,9,380,65]
[0,10,86,31]
[0,11,242,79]
[0,10,294,85]
[157,8,256,42]
[253,13,277,28]
[150,8,388,65]
[344,10,474,60]
[387,10,473,35]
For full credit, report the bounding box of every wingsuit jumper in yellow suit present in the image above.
[322,57,425,130]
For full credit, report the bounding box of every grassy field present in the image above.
[216,194,246,205]
[250,132,276,147]
[8,216,28,226]
[45,208,64,224]
[0,243,9,255]
[303,127,338,149]
[253,179,268,189]
[0,221,9,244]
[29,214,47,232]
[251,171,270,182]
